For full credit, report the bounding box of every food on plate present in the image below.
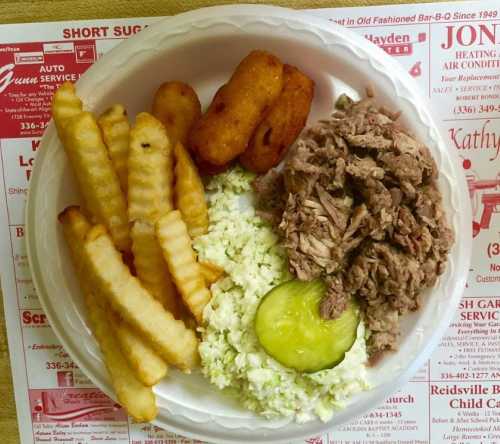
[85,292,158,422]
[152,81,201,146]
[58,207,157,421]
[195,167,368,421]
[51,81,83,135]
[98,104,130,194]
[255,279,359,373]
[108,310,168,386]
[54,82,209,419]
[188,53,314,175]
[156,210,211,323]
[127,112,179,316]
[83,225,199,371]
[173,142,208,238]
[53,51,452,424]
[128,112,174,223]
[253,93,454,359]
[240,64,314,173]
[58,206,91,278]
[130,221,179,316]
[57,110,131,252]
[198,260,225,285]
[194,155,232,176]
[189,50,284,166]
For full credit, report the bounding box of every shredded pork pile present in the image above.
[253,94,454,359]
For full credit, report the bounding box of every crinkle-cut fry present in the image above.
[60,209,161,411]
[52,81,82,137]
[84,226,199,371]
[85,292,157,422]
[156,211,211,324]
[58,206,91,277]
[128,112,173,224]
[107,309,168,386]
[58,208,154,418]
[131,221,179,317]
[152,81,201,147]
[63,112,131,252]
[98,104,130,195]
[180,306,198,332]
[199,261,225,286]
[174,142,208,238]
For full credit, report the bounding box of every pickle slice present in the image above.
[255,279,359,373]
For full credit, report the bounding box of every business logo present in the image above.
[75,44,95,63]
[441,23,500,50]
[57,371,74,387]
[466,171,500,238]
[30,389,125,423]
[43,42,74,54]
[0,63,14,93]
[365,32,426,56]
[14,51,44,64]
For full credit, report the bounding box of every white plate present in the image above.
[26,5,471,443]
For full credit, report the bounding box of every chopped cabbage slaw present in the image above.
[194,167,369,423]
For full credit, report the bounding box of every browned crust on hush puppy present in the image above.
[189,50,284,166]
[240,64,314,173]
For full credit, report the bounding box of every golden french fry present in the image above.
[156,210,211,323]
[152,81,201,147]
[59,208,156,419]
[174,142,208,238]
[199,261,225,286]
[63,112,131,252]
[180,307,198,331]
[85,292,157,422]
[98,104,130,195]
[107,309,168,386]
[58,206,91,277]
[192,154,232,176]
[131,220,179,316]
[84,226,199,371]
[59,207,160,414]
[52,81,83,136]
[128,112,173,223]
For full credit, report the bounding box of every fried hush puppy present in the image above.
[189,50,284,166]
[240,64,314,173]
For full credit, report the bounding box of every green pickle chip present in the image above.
[255,279,359,373]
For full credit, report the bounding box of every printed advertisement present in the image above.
[0,1,498,443]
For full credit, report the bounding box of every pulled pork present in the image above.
[253,95,454,358]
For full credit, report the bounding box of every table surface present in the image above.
[0,0,456,442]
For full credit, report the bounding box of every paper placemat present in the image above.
[0,0,446,24]
[0,1,499,443]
